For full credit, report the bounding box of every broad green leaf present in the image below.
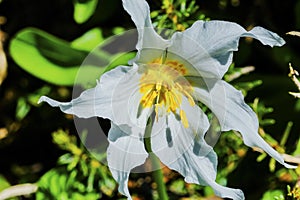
[10,27,137,87]
[71,28,104,51]
[104,52,136,73]
[9,28,108,86]
[73,0,98,24]
[0,174,11,191]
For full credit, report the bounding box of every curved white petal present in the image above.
[109,64,152,129]
[151,96,210,160]
[193,79,296,169]
[39,64,151,130]
[38,66,131,119]
[168,20,285,79]
[107,123,148,199]
[122,0,170,64]
[151,97,244,199]
[175,146,245,200]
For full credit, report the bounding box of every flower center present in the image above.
[139,57,195,128]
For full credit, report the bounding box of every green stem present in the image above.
[150,153,169,200]
[280,121,293,147]
[144,116,169,200]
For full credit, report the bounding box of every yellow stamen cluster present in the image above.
[139,58,195,128]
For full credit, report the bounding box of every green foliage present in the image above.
[293,137,300,156]
[70,28,104,51]
[151,0,208,31]
[225,63,263,96]
[261,190,285,200]
[9,28,107,86]
[287,185,300,200]
[169,179,187,195]
[73,0,99,24]
[9,27,136,88]
[16,86,51,121]
[36,129,116,200]
[0,174,11,192]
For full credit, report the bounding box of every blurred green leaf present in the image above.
[37,167,101,200]
[9,28,138,88]
[0,174,11,191]
[234,80,263,96]
[71,28,104,51]
[293,137,300,156]
[103,52,136,73]
[261,190,285,200]
[169,179,187,195]
[28,86,51,106]
[73,0,98,24]
[16,97,31,121]
[9,28,107,86]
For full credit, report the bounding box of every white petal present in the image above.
[176,147,245,200]
[122,0,152,29]
[107,123,148,199]
[168,20,285,78]
[151,97,244,199]
[38,66,131,119]
[151,96,210,159]
[39,65,151,130]
[122,0,169,64]
[109,63,152,129]
[193,79,296,169]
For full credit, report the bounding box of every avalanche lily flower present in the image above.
[39,0,296,199]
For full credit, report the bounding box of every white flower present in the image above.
[39,0,295,199]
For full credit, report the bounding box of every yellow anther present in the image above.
[156,81,162,91]
[141,90,157,107]
[139,57,194,128]
[180,109,189,128]
[183,90,196,106]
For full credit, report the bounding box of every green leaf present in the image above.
[16,97,31,121]
[104,52,136,73]
[9,28,107,86]
[58,153,74,165]
[0,174,11,192]
[261,190,285,200]
[169,179,188,195]
[293,136,300,156]
[73,0,98,24]
[71,28,104,51]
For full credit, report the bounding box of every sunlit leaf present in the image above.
[0,174,10,192]
[71,28,104,51]
[9,28,107,86]
[293,137,300,156]
[16,97,31,121]
[261,190,285,200]
[73,0,98,24]
[169,179,188,195]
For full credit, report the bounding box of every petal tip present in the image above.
[38,96,50,104]
[283,162,298,169]
[37,96,61,107]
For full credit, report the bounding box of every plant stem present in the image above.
[144,115,169,200]
[150,153,169,200]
